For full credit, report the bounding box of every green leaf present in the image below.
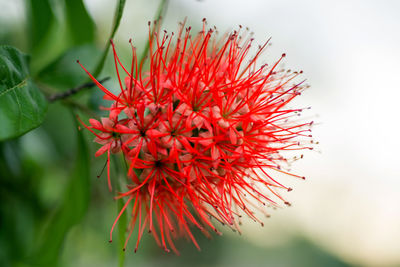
[0,46,48,141]
[29,118,90,266]
[65,0,96,45]
[38,45,101,90]
[93,0,127,77]
[27,0,55,51]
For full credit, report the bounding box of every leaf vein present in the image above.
[0,78,28,98]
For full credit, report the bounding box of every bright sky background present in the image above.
[2,0,400,266]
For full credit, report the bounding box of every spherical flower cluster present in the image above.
[78,20,312,254]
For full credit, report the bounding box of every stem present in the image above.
[47,77,110,102]
[112,154,127,266]
[37,81,100,118]
[93,0,127,78]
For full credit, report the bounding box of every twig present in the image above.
[47,77,110,102]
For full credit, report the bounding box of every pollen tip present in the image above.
[123,248,126,252]
[109,240,112,243]
[287,187,293,192]
[76,60,80,63]
[282,53,286,57]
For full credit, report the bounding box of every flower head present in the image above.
[78,20,312,253]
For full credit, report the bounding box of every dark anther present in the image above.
[154,160,162,168]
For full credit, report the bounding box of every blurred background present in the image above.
[1,0,399,266]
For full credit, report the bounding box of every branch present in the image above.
[47,77,110,102]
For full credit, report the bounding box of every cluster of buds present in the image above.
[78,20,312,254]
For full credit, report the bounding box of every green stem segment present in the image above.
[112,154,127,267]
[93,0,127,78]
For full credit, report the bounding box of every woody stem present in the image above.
[47,77,110,102]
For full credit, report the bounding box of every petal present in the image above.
[101,117,114,131]
[124,76,131,89]
[211,146,220,161]
[218,119,230,129]
[143,152,156,162]
[171,113,181,127]
[179,153,192,162]
[193,115,204,129]
[89,119,103,129]
[229,127,237,144]
[95,144,110,157]
[147,140,158,157]
[158,147,168,156]
[198,132,213,146]
[161,135,172,148]
[211,106,222,119]
[146,129,164,138]
[103,94,114,100]
[178,137,192,152]
[176,103,190,115]
[158,122,168,132]
[124,107,135,118]
[109,109,120,121]
[115,123,132,133]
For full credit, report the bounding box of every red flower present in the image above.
[78,20,312,253]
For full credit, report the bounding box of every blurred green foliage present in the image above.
[27,0,55,51]
[0,0,123,266]
[28,118,90,266]
[0,0,353,266]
